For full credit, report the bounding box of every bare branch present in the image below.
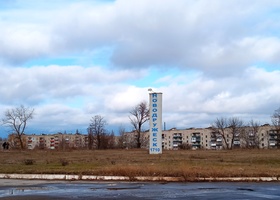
[212,117,229,149]
[129,101,149,148]
[272,107,280,130]
[2,105,34,149]
[87,115,108,149]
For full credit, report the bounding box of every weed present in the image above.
[60,158,69,166]
[24,159,35,165]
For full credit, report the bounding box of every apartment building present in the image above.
[268,129,280,148]
[7,124,279,150]
[9,133,88,150]
[161,127,212,150]
[116,124,278,150]
[161,124,274,150]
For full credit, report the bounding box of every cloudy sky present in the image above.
[1,0,280,137]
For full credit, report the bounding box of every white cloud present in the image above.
[1,0,280,135]
[0,65,148,108]
[105,86,149,112]
[157,67,280,128]
[0,0,280,72]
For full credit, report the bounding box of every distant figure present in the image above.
[2,142,9,150]
[2,142,6,150]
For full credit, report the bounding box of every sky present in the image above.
[1,0,280,137]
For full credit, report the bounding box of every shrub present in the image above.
[24,159,35,165]
[60,158,69,166]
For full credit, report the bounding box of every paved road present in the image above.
[1,179,280,199]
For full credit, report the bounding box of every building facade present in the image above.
[9,133,88,150]
[136,124,275,150]
[160,124,273,150]
[7,124,280,150]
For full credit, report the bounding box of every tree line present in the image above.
[2,104,280,150]
[1,102,149,150]
[211,108,280,149]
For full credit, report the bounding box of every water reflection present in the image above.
[7,186,51,196]
[1,181,280,199]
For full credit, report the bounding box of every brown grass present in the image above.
[1,149,280,180]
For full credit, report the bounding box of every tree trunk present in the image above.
[18,135,24,149]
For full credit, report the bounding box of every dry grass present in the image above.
[1,149,280,180]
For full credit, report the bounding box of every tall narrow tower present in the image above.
[149,91,162,154]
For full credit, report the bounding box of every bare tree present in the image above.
[117,125,127,149]
[271,107,280,130]
[59,135,67,151]
[227,117,244,149]
[117,127,138,149]
[212,117,244,149]
[87,115,107,149]
[129,101,149,148]
[240,120,261,149]
[212,117,229,149]
[106,130,116,149]
[271,107,280,147]
[87,128,94,150]
[1,105,34,149]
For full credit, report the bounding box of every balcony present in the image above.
[173,133,182,140]
[173,144,178,147]
[216,142,223,146]
[173,138,182,143]
[269,142,276,146]
[233,141,240,145]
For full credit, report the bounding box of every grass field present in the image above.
[1,149,280,180]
